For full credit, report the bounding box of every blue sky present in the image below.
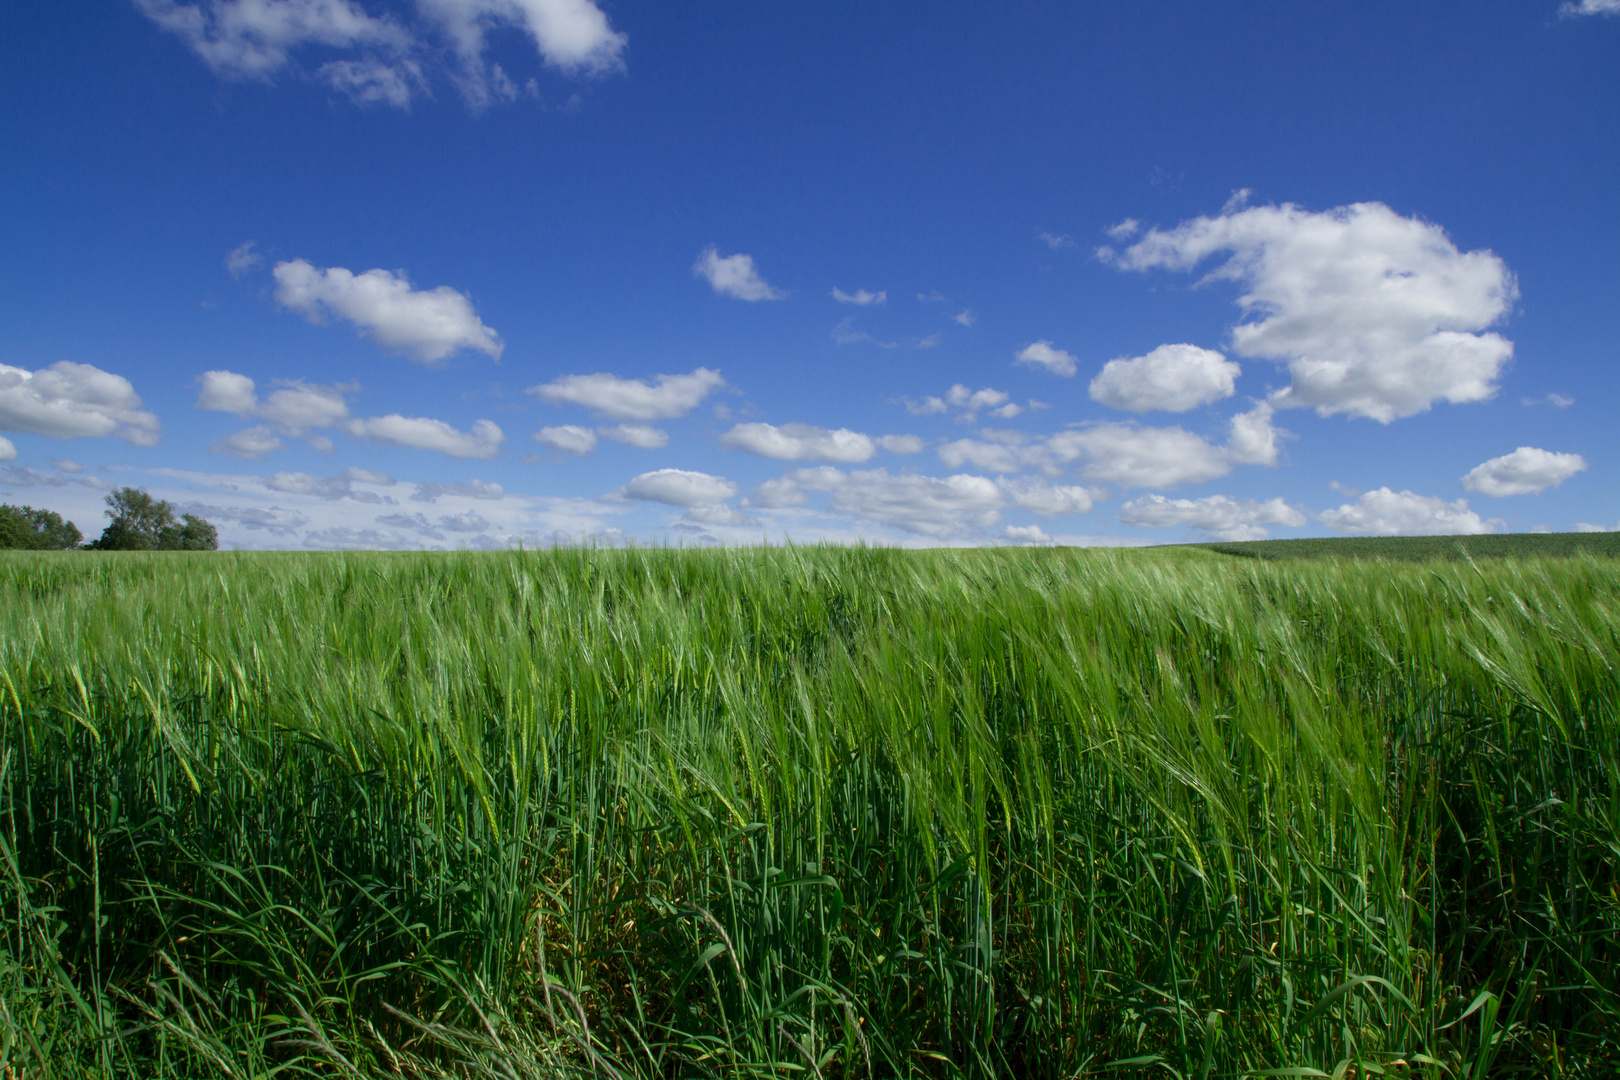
[2,0,1617,548]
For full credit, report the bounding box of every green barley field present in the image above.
[2,545,1617,1078]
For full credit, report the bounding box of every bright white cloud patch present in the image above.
[197,370,352,429]
[212,425,286,459]
[417,0,627,107]
[618,469,739,507]
[0,437,16,463]
[832,287,886,306]
[0,362,161,445]
[750,466,843,508]
[198,370,354,456]
[905,385,1024,423]
[1224,402,1283,466]
[1562,0,1620,14]
[1105,201,1517,422]
[947,385,1019,420]
[720,422,920,464]
[1002,524,1053,545]
[345,414,505,458]
[827,470,1004,538]
[749,468,1094,538]
[1050,423,1238,488]
[683,503,758,527]
[273,259,503,362]
[134,0,412,80]
[1089,344,1239,413]
[877,434,925,454]
[694,247,784,301]
[1461,447,1587,497]
[998,476,1095,517]
[1120,494,1305,540]
[136,0,625,109]
[530,368,725,420]
[597,423,669,449]
[196,370,258,414]
[938,403,1282,489]
[535,425,597,454]
[1319,488,1494,535]
[1015,341,1079,378]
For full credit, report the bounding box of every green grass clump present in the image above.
[1204,530,1620,562]
[1,545,1617,1078]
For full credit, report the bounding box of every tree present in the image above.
[170,514,219,551]
[89,487,218,551]
[0,504,83,550]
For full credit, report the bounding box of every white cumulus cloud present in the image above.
[1119,493,1306,540]
[529,367,725,420]
[1001,524,1053,545]
[694,247,784,301]
[832,287,886,306]
[1319,488,1495,536]
[212,425,286,459]
[1562,0,1620,15]
[1049,423,1239,488]
[1015,341,1079,378]
[0,362,162,446]
[417,0,626,108]
[535,425,597,454]
[198,370,355,456]
[597,423,669,449]
[827,470,1004,538]
[345,414,505,458]
[197,369,352,429]
[1461,447,1587,497]
[720,422,920,464]
[904,385,1024,423]
[747,468,1093,538]
[134,0,413,80]
[1105,201,1518,422]
[683,503,759,527]
[617,468,739,507]
[999,476,1095,517]
[751,466,844,508]
[273,259,503,363]
[136,0,625,110]
[938,403,1282,489]
[1089,344,1239,413]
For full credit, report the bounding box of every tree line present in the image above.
[0,487,217,551]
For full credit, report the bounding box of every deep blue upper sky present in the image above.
[2,0,1616,547]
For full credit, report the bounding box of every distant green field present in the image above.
[1203,529,1620,561]
[2,547,1616,1078]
